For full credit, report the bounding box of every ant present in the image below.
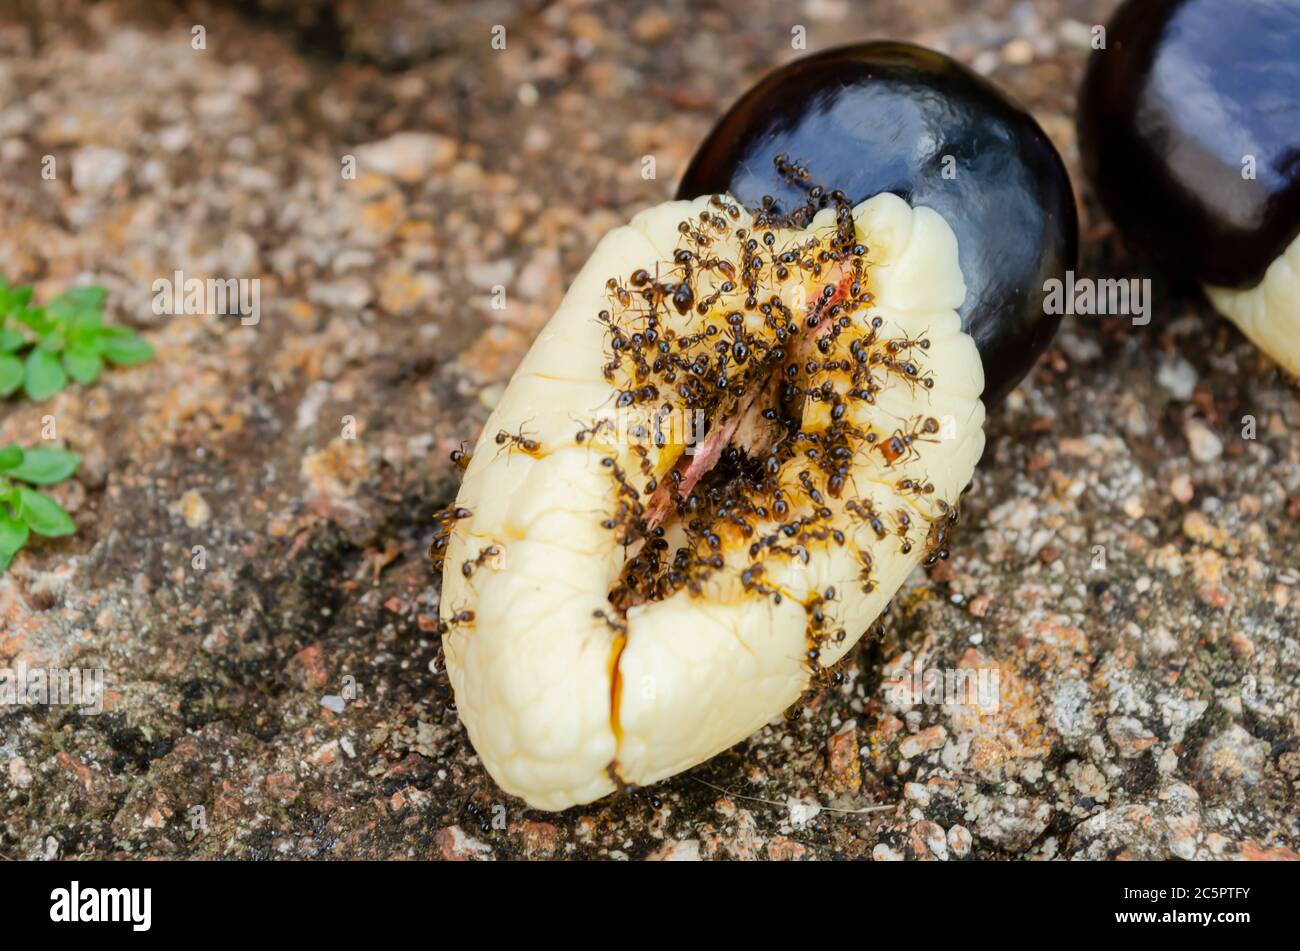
[495,423,542,458]
[450,442,472,472]
[800,585,838,647]
[719,311,762,365]
[428,505,472,569]
[875,332,935,394]
[605,277,633,308]
[893,509,915,555]
[856,548,877,594]
[874,416,940,467]
[438,606,475,635]
[846,498,889,540]
[898,476,952,522]
[884,331,931,357]
[573,415,615,445]
[709,193,743,221]
[461,544,502,578]
[897,476,935,498]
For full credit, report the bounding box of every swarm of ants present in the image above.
[433,155,965,684]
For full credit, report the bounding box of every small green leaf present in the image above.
[0,506,20,574]
[0,445,22,469]
[0,511,30,558]
[63,346,102,385]
[0,328,25,352]
[68,322,106,349]
[0,285,33,316]
[38,330,66,353]
[9,447,79,485]
[24,348,67,401]
[15,306,51,335]
[50,285,106,313]
[66,306,105,333]
[0,282,141,403]
[102,332,154,366]
[17,487,75,537]
[43,286,106,338]
[0,353,22,396]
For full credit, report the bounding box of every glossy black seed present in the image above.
[1078,0,1300,288]
[677,42,1077,406]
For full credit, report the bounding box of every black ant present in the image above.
[438,606,475,635]
[884,331,930,356]
[574,415,615,445]
[846,498,889,539]
[495,424,541,458]
[450,442,472,472]
[428,505,472,568]
[719,311,760,364]
[897,476,935,498]
[461,544,502,577]
[856,548,877,594]
[894,509,915,555]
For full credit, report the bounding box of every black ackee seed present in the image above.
[1078,0,1300,289]
[677,42,1077,405]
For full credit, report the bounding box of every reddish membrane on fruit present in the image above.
[641,234,869,530]
[434,182,985,810]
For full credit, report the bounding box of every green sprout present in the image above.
[0,280,154,402]
[0,445,80,572]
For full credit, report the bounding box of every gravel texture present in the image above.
[0,0,1297,860]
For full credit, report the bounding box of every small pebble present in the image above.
[70,145,129,191]
[1157,355,1198,400]
[1185,420,1223,462]
[1002,39,1035,65]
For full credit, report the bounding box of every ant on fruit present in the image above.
[846,498,889,540]
[461,544,502,578]
[438,605,475,636]
[856,548,877,594]
[495,423,542,459]
[428,505,472,569]
[605,277,632,309]
[874,415,941,466]
[573,415,615,446]
[893,509,915,555]
[450,442,472,472]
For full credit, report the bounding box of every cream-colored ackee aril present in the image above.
[438,192,986,810]
[1205,233,1300,378]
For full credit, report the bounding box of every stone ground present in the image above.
[0,0,1297,860]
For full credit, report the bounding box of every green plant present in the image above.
[0,280,154,402]
[0,445,79,572]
